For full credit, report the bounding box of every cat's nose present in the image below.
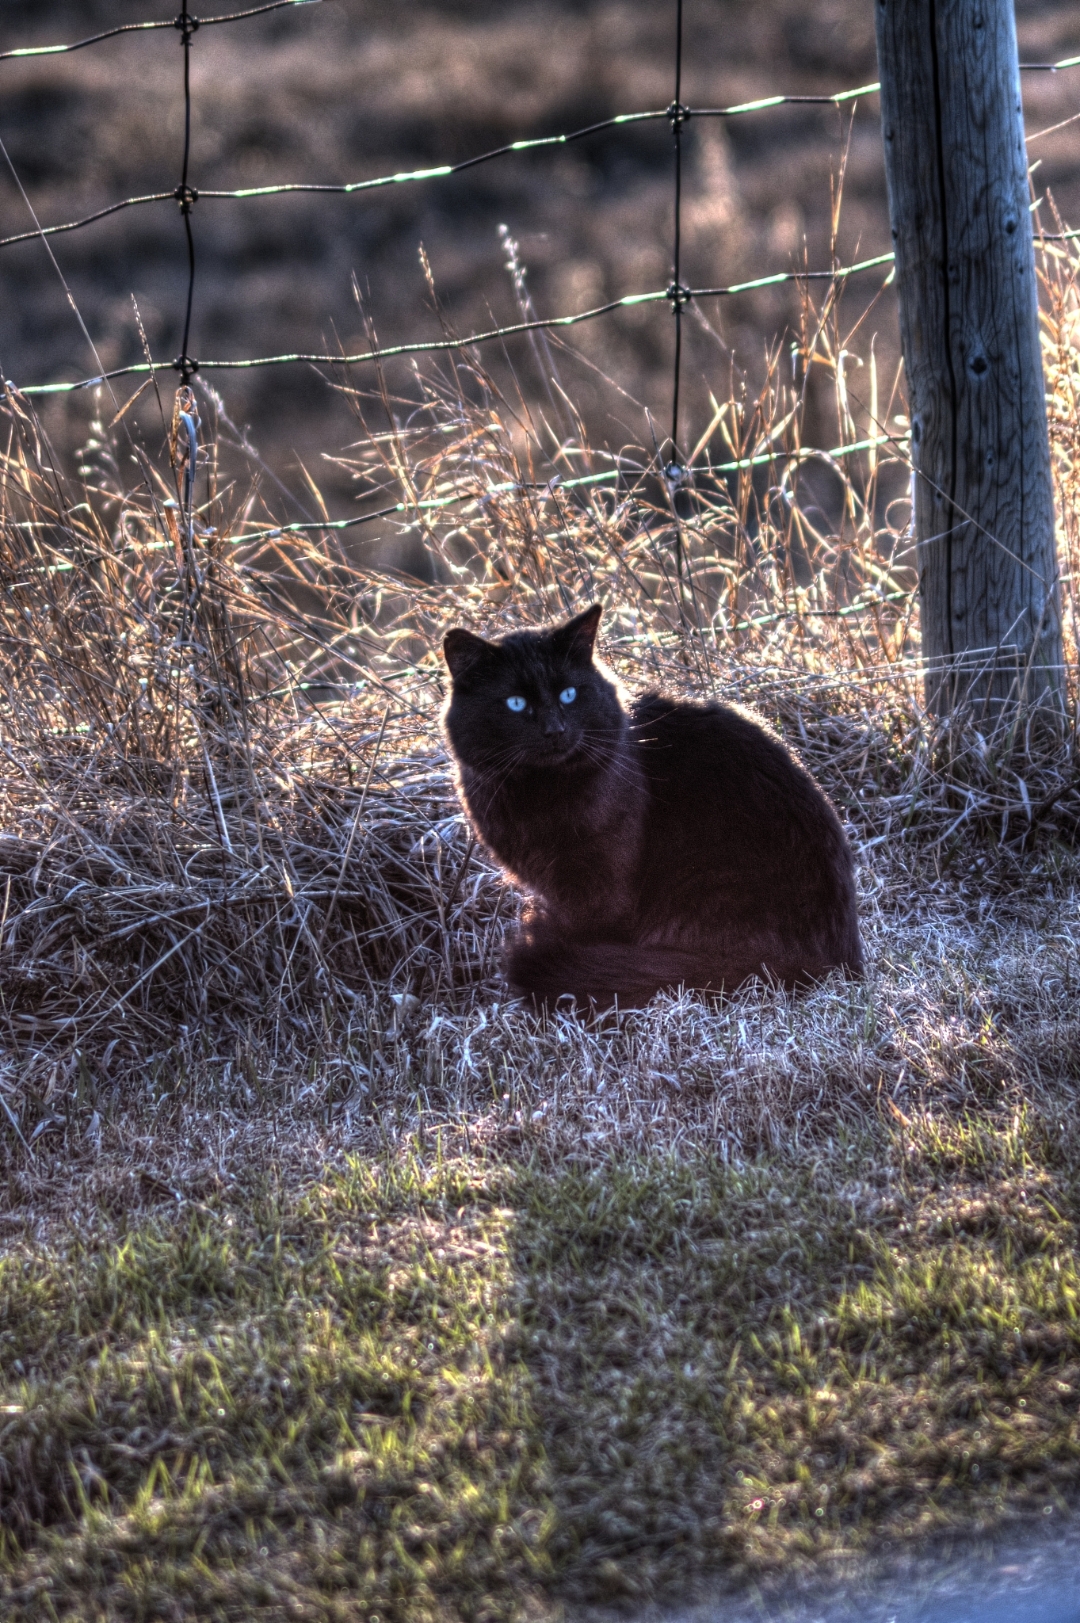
[540,709,565,737]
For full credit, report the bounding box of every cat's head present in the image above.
[441,604,625,774]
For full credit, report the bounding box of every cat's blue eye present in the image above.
[559,686,577,705]
[506,695,527,712]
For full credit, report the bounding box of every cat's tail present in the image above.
[505,931,848,1011]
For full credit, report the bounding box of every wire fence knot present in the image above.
[174,184,198,213]
[174,12,199,40]
[666,281,692,314]
[173,355,200,382]
[666,100,691,130]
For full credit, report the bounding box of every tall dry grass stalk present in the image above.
[0,248,1078,1125]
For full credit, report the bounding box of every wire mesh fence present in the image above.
[3,0,1077,453]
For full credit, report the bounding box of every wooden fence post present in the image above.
[874,0,1063,717]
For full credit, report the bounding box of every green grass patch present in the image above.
[2,1116,1080,1618]
[0,1159,548,1621]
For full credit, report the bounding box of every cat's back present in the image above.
[616,689,861,980]
[628,688,854,911]
[630,690,827,816]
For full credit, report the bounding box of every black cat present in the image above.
[442,604,862,1007]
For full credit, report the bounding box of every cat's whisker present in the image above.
[462,749,538,806]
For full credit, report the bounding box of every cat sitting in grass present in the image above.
[442,604,862,1009]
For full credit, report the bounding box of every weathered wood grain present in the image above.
[875,0,1063,714]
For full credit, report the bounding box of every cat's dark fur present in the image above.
[442,604,862,1007]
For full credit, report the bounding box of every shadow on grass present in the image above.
[1,1109,1080,1619]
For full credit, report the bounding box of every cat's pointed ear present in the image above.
[556,603,603,662]
[443,627,495,680]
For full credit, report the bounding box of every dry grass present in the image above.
[2,244,1080,1615]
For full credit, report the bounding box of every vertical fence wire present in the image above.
[668,0,689,470]
[175,4,199,382]
[666,0,692,595]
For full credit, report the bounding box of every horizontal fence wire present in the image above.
[22,435,913,646]
[18,431,902,555]
[230,433,903,544]
[4,62,1079,254]
[0,1,321,62]
[11,254,898,396]
[3,10,1076,71]
[0,95,881,252]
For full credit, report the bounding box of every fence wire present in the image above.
[0,2,321,62]
[176,2,197,384]
[0,100,862,254]
[5,66,1077,256]
[17,254,898,398]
